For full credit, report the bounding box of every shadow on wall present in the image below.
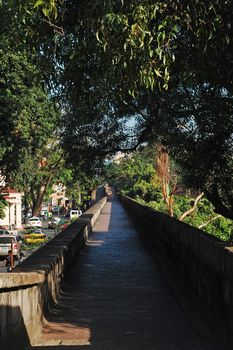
[0,305,91,350]
[91,186,106,206]
[0,305,31,350]
[34,348,94,350]
[33,348,89,350]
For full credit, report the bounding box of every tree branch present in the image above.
[44,19,64,35]
[198,215,221,230]
[179,192,204,221]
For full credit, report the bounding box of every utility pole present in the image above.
[10,238,14,271]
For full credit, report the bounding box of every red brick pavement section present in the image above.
[32,193,219,350]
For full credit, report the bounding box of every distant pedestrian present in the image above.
[19,252,26,263]
[4,250,13,272]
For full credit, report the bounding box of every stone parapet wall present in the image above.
[0,196,107,350]
[91,185,107,205]
[120,195,233,336]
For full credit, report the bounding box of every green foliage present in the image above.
[106,147,233,241]
[0,2,61,215]
[151,78,233,219]
[105,148,160,202]
[0,3,59,180]
[147,196,233,241]
[24,0,233,92]
[64,171,103,210]
[96,2,178,92]
[0,196,7,219]
[33,0,61,20]
[2,0,233,222]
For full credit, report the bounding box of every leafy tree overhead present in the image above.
[149,80,233,220]
[11,136,63,217]
[5,0,233,221]
[23,0,233,92]
[0,2,61,216]
[0,3,59,179]
[0,44,59,211]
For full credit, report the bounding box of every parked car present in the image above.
[23,227,44,235]
[26,216,42,228]
[48,217,61,229]
[40,206,48,217]
[22,208,32,222]
[0,229,10,235]
[0,235,22,259]
[0,228,20,236]
[59,223,69,231]
[23,228,46,244]
[70,209,82,219]
[48,219,56,229]
[51,206,61,214]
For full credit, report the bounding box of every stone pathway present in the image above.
[32,195,219,350]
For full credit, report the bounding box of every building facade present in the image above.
[0,188,22,229]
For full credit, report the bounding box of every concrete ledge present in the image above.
[0,272,45,289]
[0,196,107,350]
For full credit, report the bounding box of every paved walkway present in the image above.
[33,195,219,350]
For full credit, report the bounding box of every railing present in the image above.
[0,196,107,350]
[120,194,233,344]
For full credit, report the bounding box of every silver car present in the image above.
[0,229,10,235]
[0,235,22,259]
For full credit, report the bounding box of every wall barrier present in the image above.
[0,196,107,350]
[120,195,233,344]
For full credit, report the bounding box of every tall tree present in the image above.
[10,0,233,219]
[0,2,61,218]
[0,3,59,178]
[156,81,233,219]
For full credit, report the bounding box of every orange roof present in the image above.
[0,187,20,195]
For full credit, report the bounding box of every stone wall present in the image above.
[0,196,107,350]
[91,185,106,205]
[120,195,233,339]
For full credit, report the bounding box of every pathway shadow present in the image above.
[0,304,94,350]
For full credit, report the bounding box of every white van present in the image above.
[70,210,82,219]
[40,206,48,216]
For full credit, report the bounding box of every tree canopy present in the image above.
[1,0,233,220]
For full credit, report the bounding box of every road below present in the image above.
[0,216,64,272]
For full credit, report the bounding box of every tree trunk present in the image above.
[32,175,52,216]
[205,186,233,220]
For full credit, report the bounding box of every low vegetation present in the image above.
[105,147,233,242]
